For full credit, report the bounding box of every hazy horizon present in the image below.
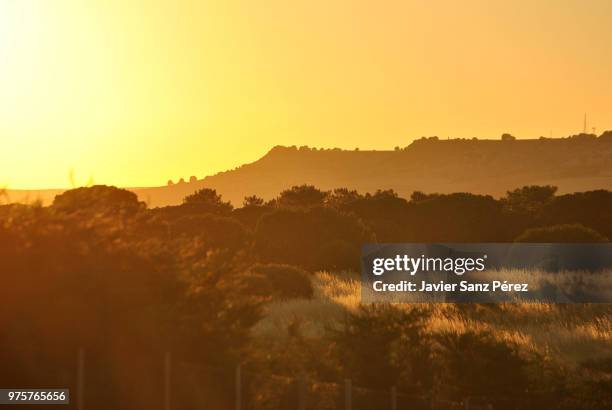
[4,133,611,191]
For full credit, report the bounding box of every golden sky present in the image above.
[1,0,611,189]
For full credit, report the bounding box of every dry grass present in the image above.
[252,270,612,368]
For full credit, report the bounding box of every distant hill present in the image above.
[6,136,612,207]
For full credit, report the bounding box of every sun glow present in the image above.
[1,0,611,189]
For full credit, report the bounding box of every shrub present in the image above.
[243,195,265,208]
[543,190,612,239]
[52,185,144,215]
[329,305,432,392]
[241,264,313,300]
[253,207,373,271]
[435,331,529,402]
[171,214,250,251]
[515,224,608,243]
[277,185,328,208]
[183,188,233,214]
[504,185,557,213]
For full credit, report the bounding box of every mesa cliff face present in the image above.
[8,137,612,207]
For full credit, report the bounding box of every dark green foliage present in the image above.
[52,185,144,215]
[243,195,265,207]
[340,189,411,242]
[504,185,557,213]
[435,331,528,402]
[408,192,505,242]
[277,185,329,208]
[171,214,250,250]
[515,223,608,242]
[233,202,275,229]
[326,188,362,209]
[240,264,313,300]
[410,190,442,203]
[330,305,432,393]
[253,206,374,270]
[183,188,233,214]
[542,190,612,239]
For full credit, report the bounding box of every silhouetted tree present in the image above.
[340,189,410,241]
[410,191,442,203]
[183,188,233,214]
[239,264,313,300]
[543,190,612,239]
[233,198,274,229]
[277,185,328,208]
[325,188,362,209]
[501,133,516,141]
[504,185,557,213]
[515,224,608,242]
[52,185,144,215]
[330,305,432,392]
[254,207,373,270]
[435,331,529,402]
[409,193,505,242]
[171,214,250,251]
[243,195,265,208]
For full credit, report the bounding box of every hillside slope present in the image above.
[7,138,612,207]
[141,138,612,206]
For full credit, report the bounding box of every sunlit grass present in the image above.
[252,270,612,368]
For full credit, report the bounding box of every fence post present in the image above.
[297,373,306,410]
[235,364,242,410]
[390,386,397,410]
[464,397,470,410]
[344,379,352,410]
[77,348,85,410]
[164,352,172,410]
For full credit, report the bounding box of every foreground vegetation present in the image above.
[252,271,611,409]
[0,184,610,409]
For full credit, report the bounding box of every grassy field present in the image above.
[254,270,612,368]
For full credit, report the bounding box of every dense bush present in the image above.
[240,264,313,300]
[515,223,609,242]
[435,331,529,404]
[52,184,144,215]
[183,188,233,214]
[277,184,328,208]
[254,206,374,271]
[329,305,432,393]
[542,190,612,239]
